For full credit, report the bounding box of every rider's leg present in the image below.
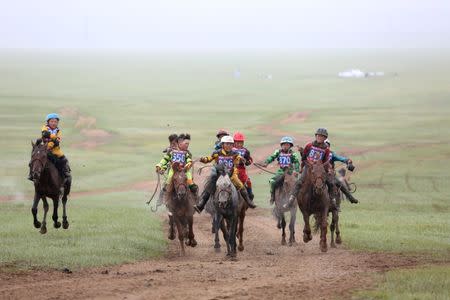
[157,169,173,206]
[194,167,217,213]
[186,169,198,193]
[246,178,254,200]
[336,178,359,204]
[231,170,256,208]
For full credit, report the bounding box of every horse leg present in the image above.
[237,208,245,251]
[187,215,197,247]
[289,208,297,246]
[221,218,230,255]
[335,211,342,244]
[281,214,287,246]
[32,193,41,229]
[228,216,238,258]
[302,211,312,243]
[320,208,328,252]
[62,193,69,229]
[214,213,222,251]
[52,197,61,228]
[330,211,336,248]
[168,215,175,240]
[175,219,185,256]
[40,197,49,234]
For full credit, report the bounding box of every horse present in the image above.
[208,164,242,258]
[297,160,330,252]
[29,139,71,234]
[329,168,352,247]
[272,169,298,246]
[166,163,197,256]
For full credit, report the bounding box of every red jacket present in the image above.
[302,141,331,165]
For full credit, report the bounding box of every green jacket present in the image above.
[156,149,193,171]
[265,149,300,172]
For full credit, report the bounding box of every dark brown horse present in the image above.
[166,163,197,256]
[329,168,352,247]
[297,160,330,252]
[236,190,248,252]
[273,169,298,246]
[29,140,71,234]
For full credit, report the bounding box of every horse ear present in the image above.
[31,140,35,148]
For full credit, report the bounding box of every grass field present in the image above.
[0,49,449,296]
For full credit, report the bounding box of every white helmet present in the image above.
[221,136,234,144]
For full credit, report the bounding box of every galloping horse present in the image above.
[29,139,71,234]
[297,160,330,252]
[166,163,197,256]
[273,169,298,246]
[209,164,242,258]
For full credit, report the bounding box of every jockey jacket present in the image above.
[301,141,331,166]
[265,148,300,172]
[232,147,253,169]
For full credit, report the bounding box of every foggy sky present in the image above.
[1,0,449,49]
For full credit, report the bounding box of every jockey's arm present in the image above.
[200,152,217,164]
[332,152,350,164]
[156,154,171,171]
[264,149,279,166]
[292,152,301,172]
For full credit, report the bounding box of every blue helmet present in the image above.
[46,113,60,122]
[280,136,294,146]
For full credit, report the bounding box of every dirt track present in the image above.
[0,111,426,299]
[0,210,420,300]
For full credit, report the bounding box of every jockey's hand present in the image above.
[184,162,192,170]
[156,166,163,174]
[200,157,208,163]
[42,131,51,139]
[347,159,353,165]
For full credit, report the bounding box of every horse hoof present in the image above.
[303,235,312,243]
[62,221,69,229]
[40,226,47,234]
[321,247,328,253]
[190,239,197,247]
[34,221,41,229]
[331,243,336,248]
[185,239,191,246]
[336,237,342,244]
[277,223,282,229]
[238,245,244,252]
[281,239,287,246]
[54,221,61,229]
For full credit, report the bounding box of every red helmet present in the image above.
[216,129,229,138]
[233,132,245,142]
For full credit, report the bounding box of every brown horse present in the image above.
[29,140,71,234]
[273,169,298,246]
[166,163,197,256]
[329,168,352,247]
[297,160,330,252]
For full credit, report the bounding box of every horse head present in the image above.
[306,160,327,195]
[30,139,48,183]
[215,165,233,209]
[171,162,188,200]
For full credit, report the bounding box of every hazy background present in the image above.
[1,0,449,50]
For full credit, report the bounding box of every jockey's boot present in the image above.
[240,188,256,209]
[194,190,210,214]
[189,183,198,194]
[247,186,254,200]
[60,156,71,182]
[340,184,359,204]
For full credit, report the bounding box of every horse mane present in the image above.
[215,164,227,177]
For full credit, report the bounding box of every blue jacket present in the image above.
[214,141,222,151]
[331,151,349,164]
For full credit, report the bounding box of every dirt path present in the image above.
[0,210,421,300]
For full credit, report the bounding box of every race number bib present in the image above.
[171,150,186,164]
[278,153,292,168]
[218,156,234,169]
[307,147,324,162]
[233,148,246,157]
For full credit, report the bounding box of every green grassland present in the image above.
[0,49,449,296]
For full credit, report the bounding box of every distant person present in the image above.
[28,113,71,183]
[262,136,300,205]
[214,129,229,151]
[163,133,178,153]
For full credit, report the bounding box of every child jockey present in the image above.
[262,136,300,204]
[232,132,254,200]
